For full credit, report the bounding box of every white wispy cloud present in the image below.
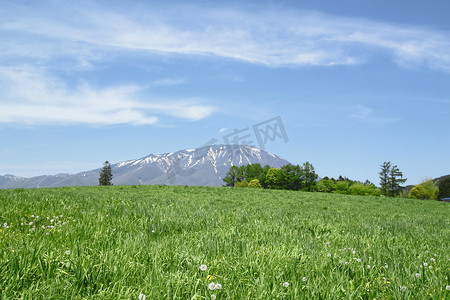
[350,104,399,126]
[1,2,450,70]
[0,66,216,125]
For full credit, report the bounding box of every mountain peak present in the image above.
[0,145,289,189]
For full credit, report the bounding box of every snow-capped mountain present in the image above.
[0,145,290,189]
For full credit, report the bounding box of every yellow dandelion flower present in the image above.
[207,275,214,281]
[387,281,390,284]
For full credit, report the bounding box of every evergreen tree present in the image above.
[388,164,407,197]
[98,161,113,186]
[379,162,391,196]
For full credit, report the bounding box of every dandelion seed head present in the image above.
[211,295,216,300]
[415,273,421,278]
[208,282,216,290]
[65,250,70,255]
[66,262,70,268]
[200,264,207,271]
[401,286,407,291]
[138,294,146,300]
[367,265,371,269]
[430,258,435,262]
[302,277,307,282]
[327,253,331,257]
[357,258,362,263]
[385,264,388,269]
[446,285,450,290]
[215,283,222,290]
[423,262,428,267]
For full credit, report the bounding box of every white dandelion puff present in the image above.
[430,258,435,262]
[446,285,450,290]
[429,265,432,270]
[423,262,428,267]
[384,264,388,269]
[357,258,362,263]
[138,294,146,300]
[415,273,421,278]
[200,264,207,271]
[65,250,70,255]
[208,282,216,290]
[283,282,289,287]
[302,277,307,282]
[214,283,222,290]
[65,262,70,268]
[401,286,407,291]
[367,265,371,269]
[211,295,216,300]
[327,253,331,257]
[369,257,373,261]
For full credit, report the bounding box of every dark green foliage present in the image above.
[379,162,391,196]
[223,162,318,191]
[437,176,450,200]
[379,162,406,197]
[222,165,240,187]
[280,163,304,190]
[98,161,113,186]
[302,161,318,191]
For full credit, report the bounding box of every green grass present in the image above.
[0,185,449,299]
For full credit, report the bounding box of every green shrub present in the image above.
[248,179,263,189]
[234,181,248,188]
[409,185,429,199]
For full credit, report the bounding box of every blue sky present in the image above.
[1,0,449,185]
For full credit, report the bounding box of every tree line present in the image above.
[222,161,450,200]
[222,162,318,191]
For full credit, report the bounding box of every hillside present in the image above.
[0,185,449,298]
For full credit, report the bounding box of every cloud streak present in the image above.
[0,66,216,125]
[1,2,450,70]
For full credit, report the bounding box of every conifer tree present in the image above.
[98,161,113,186]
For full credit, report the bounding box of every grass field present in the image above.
[1,185,449,299]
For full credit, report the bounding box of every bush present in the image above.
[248,179,262,189]
[419,178,438,200]
[349,183,381,196]
[409,185,429,199]
[235,181,248,188]
[317,179,335,193]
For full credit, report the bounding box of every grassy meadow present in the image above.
[1,185,449,299]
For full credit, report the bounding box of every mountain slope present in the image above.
[0,145,290,189]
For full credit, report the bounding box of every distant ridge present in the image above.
[0,145,290,189]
